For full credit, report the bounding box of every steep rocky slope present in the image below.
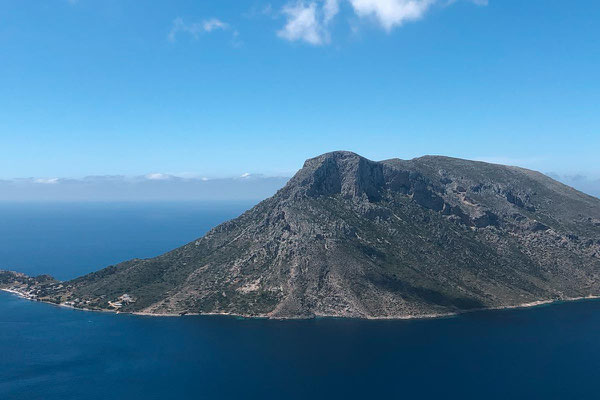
[2,151,600,318]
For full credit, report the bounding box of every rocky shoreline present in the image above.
[3,285,599,321]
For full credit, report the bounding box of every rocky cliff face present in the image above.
[2,151,600,318]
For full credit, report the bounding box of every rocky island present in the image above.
[2,151,600,319]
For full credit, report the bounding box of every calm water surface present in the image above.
[1,202,599,399]
[0,201,253,280]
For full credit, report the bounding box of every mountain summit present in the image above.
[2,151,600,318]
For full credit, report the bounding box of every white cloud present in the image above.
[324,0,341,23]
[168,17,230,42]
[34,178,59,184]
[145,173,173,181]
[277,0,488,43]
[277,0,342,45]
[203,18,229,32]
[278,2,325,45]
[349,0,436,31]
[240,172,251,178]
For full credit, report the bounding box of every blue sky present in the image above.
[1,0,599,179]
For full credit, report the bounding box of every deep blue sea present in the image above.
[1,202,600,400]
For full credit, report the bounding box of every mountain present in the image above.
[2,151,600,319]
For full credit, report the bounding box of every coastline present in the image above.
[2,287,599,321]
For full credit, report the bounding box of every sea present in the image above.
[1,202,599,400]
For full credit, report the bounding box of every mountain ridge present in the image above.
[2,151,599,319]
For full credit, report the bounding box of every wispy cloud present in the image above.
[324,0,341,23]
[278,2,329,45]
[203,18,229,32]
[277,0,488,45]
[34,178,60,184]
[145,173,174,181]
[168,17,230,42]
